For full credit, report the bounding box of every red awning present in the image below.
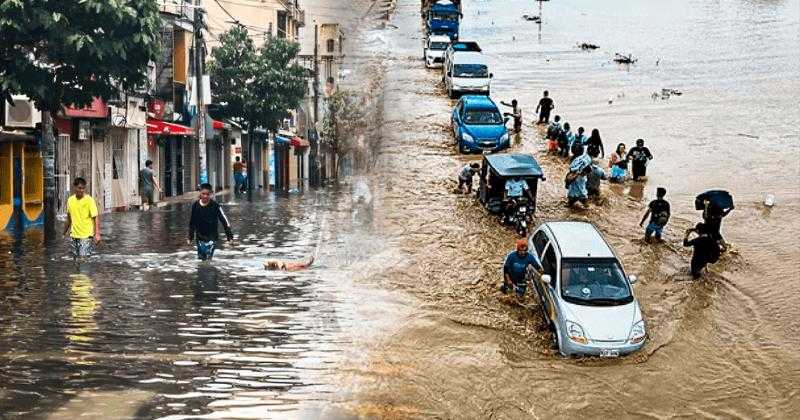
[212,119,225,130]
[291,136,309,147]
[147,118,194,136]
[63,97,109,118]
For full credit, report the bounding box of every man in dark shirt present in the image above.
[683,223,721,279]
[628,139,653,181]
[535,90,555,124]
[639,187,670,242]
[188,183,234,261]
[501,239,543,298]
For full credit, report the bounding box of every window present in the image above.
[532,230,549,256]
[326,39,335,53]
[560,259,633,306]
[541,245,557,284]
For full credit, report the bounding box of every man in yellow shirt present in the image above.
[63,177,101,258]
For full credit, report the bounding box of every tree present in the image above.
[208,26,307,133]
[208,26,307,197]
[321,89,368,176]
[0,0,162,232]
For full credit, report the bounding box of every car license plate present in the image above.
[599,349,619,358]
[482,149,492,155]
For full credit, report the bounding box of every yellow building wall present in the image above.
[0,143,12,229]
[22,144,43,222]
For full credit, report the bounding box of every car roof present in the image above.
[544,222,615,258]
[461,95,497,109]
[429,35,452,43]
[452,51,487,64]
[484,153,544,178]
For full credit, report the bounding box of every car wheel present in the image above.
[458,138,467,154]
[553,325,567,356]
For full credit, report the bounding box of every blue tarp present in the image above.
[485,154,544,178]
[274,135,290,145]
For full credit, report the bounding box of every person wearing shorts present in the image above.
[63,177,101,259]
[139,159,161,210]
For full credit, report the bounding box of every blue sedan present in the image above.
[451,95,510,154]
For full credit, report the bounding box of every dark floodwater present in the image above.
[0,190,397,419]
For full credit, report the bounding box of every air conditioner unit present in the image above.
[4,95,41,128]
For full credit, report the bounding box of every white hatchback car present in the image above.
[527,222,646,357]
[424,35,451,68]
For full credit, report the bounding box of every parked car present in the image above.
[527,221,646,358]
[424,35,451,68]
[451,95,509,153]
[444,51,492,98]
[441,40,481,79]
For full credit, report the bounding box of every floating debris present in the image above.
[578,42,599,51]
[522,14,541,22]
[613,53,637,64]
[652,88,683,100]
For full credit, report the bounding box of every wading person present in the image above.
[586,128,605,158]
[233,157,247,195]
[628,138,653,181]
[138,159,161,211]
[264,255,315,271]
[609,143,629,182]
[457,162,480,194]
[501,239,543,298]
[188,183,234,261]
[571,126,587,158]
[546,115,562,153]
[558,122,574,158]
[639,187,671,242]
[535,90,555,124]
[683,223,721,279]
[500,99,523,133]
[63,177,101,259]
[586,158,607,199]
[698,191,734,250]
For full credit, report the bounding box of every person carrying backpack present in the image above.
[546,115,562,153]
[639,187,670,242]
[683,222,722,279]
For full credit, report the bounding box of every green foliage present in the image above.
[0,0,162,112]
[208,27,307,132]
[322,89,367,154]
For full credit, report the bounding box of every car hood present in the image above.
[562,300,640,341]
[427,50,445,58]
[464,124,506,140]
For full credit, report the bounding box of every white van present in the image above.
[444,51,492,98]
[424,35,451,68]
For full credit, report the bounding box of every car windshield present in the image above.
[452,43,481,52]
[430,42,449,50]
[560,259,633,306]
[464,110,503,125]
[453,64,488,78]
[431,12,459,21]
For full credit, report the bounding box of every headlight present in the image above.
[462,133,474,142]
[500,133,509,143]
[566,321,588,344]
[628,320,646,344]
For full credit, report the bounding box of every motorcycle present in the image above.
[504,198,533,237]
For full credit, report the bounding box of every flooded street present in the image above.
[2,0,799,418]
[333,0,800,418]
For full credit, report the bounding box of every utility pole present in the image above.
[194,0,208,187]
[310,22,320,186]
[41,111,56,237]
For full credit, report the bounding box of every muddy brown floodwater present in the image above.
[330,0,800,418]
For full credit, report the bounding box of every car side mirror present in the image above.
[503,117,510,124]
[542,274,553,288]
[628,274,638,284]
[489,73,494,78]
